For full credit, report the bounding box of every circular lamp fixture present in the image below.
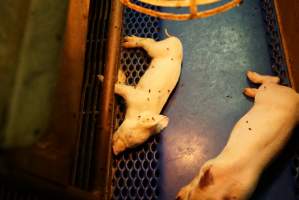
[119,0,243,20]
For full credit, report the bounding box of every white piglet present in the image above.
[176,71,299,200]
[112,35,183,155]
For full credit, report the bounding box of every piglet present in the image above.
[176,71,299,200]
[112,35,183,155]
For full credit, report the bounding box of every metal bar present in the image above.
[93,0,123,199]
[190,0,198,18]
[73,0,97,188]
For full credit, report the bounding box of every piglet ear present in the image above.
[140,113,169,132]
[153,114,169,133]
[198,166,214,189]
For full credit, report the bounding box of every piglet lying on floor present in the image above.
[176,71,299,200]
[111,35,183,155]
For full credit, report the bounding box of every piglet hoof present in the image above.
[123,35,138,42]
[243,87,258,98]
[123,36,152,49]
[123,36,139,48]
[246,70,280,84]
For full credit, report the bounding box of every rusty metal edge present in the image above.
[273,0,298,90]
[93,0,123,199]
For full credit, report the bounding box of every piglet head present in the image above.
[112,113,169,155]
[176,162,255,200]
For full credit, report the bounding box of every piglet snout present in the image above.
[113,137,126,155]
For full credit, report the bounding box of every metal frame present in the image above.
[94,0,123,199]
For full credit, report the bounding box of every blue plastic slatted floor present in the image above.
[112,0,297,199]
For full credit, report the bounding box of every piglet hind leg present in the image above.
[97,72,134,102]
[114,83,140,104]
[243,71,280,98]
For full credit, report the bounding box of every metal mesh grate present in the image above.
[111,1,161,199]
[260,0,290,85]
[72,0,111,190]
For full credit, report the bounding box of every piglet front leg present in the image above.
[123,36,157,56]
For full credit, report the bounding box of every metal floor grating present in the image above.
[72,0,111,190]
[111,1,161,200]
